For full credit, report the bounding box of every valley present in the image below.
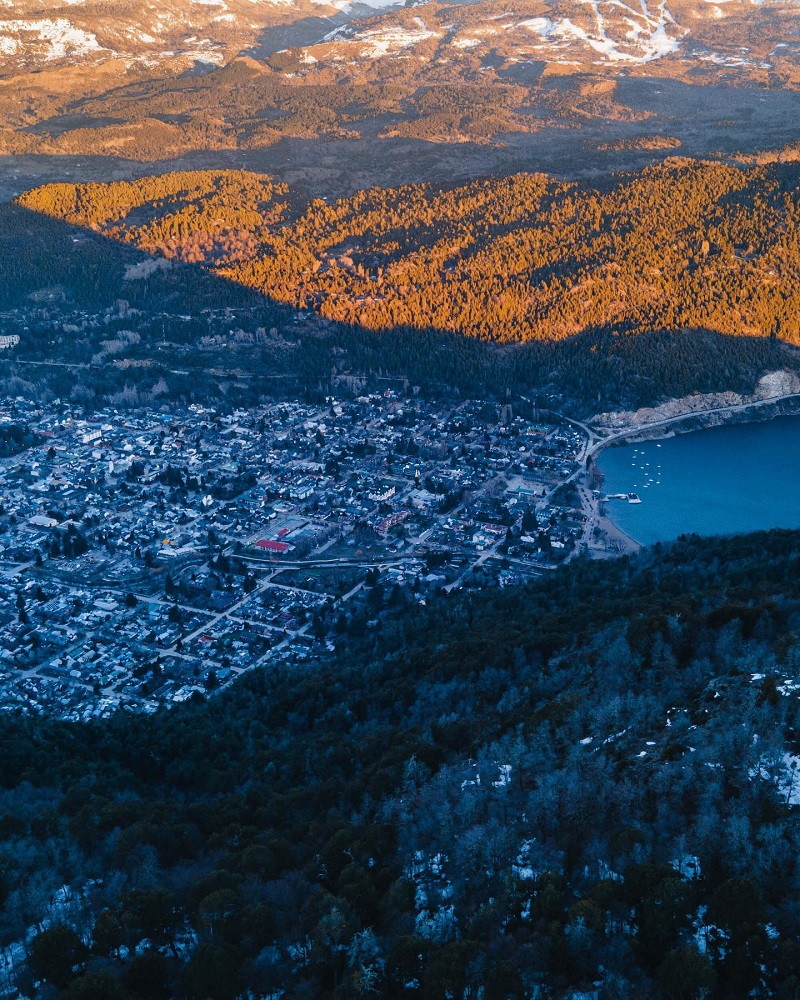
[1,0,800,180]
[3,73,800,202]
[3,0,800,995]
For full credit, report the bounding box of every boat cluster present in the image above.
[630,445,663,496]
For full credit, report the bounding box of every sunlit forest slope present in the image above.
[18,160,800,345]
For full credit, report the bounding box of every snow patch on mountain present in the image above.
[310,0,696,69]
[0,18,103,61]
[1,0,797,78]
[309,0,405,8]
[519,0,683,64]
[518,16,555,35]
[350,17,439,57]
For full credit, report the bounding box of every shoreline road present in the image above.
[584,389,800,459]
[551,389,800,561]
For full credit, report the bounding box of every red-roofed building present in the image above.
[255,539,290,554]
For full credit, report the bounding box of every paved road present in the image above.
[586,389,800,459]
[541,389,800,505]
[546,389,800,561]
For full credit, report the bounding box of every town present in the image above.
[0,391,592,721]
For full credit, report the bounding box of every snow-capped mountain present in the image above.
[0,0,797,175]
[2,0,797,78]
[294,0,800,81]
[0,0,407,72]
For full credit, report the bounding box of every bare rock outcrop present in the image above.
[592,369,800,431]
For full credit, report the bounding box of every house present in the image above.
[29,514,58,528]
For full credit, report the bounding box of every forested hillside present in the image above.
[18,160,800,346]
[2,191,789,416]
[3,531,800,997]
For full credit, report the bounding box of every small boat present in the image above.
[628,492,642,504]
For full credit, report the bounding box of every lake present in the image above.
[596,415,800,546]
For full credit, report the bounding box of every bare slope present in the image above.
[1,0,800,168]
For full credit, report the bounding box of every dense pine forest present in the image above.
[18,160,800,345]
[1,194,789,416]
[3,531,800,997]
[8,162,800,416]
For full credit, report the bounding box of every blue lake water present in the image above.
[596,415,800,546]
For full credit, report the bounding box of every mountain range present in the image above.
[1,0,799,186]
[3,0,799,80]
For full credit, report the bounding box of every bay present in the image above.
[596,415,800,546]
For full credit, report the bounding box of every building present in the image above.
[254,539,291,555]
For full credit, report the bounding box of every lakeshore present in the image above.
[595,412,800,546]
[559,374,800,554]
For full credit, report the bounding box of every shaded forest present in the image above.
[3,531,800,996]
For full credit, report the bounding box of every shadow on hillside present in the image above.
[0,201,264,314]
[244,14,352,60]
[0,201,791,415]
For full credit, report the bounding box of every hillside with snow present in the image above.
[0,0,406,73]
[294,0,800,84]
[0,0,797,79]
[0,0,798,184]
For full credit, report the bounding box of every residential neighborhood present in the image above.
[0,391,587,720]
